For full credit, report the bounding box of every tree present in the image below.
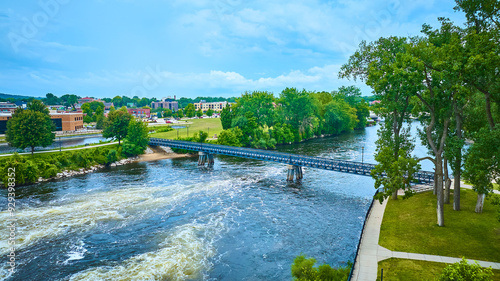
[355,100,370,129]
[83,115,93,124]
[177,109,184,118]
[95,114,104,129]
[193,130,208,143]
[221,105,235,130]
[217,127,243,147]
[324,99,358,135]
[6,106,55,155]
[60,94,79,110]
[236,91,276,127]
[196,109,203,118]
[103,110,132,145]
[163,109,173,118]
[44,93,59,105]
[185,103,196,118]
[206,108,214,117]
[122,119,149,156]
[340,36,420,202]
[27,99,49,114]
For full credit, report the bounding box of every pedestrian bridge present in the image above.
[149,138,434,184]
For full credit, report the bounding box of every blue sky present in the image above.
[0,0,465,99]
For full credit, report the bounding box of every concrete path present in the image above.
[0,142,118,157]
[377,246,500,269]
[351,183,500,280]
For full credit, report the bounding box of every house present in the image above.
[127,108,150,118]
[0,102,17,113]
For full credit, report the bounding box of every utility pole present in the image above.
[362,146,364,164]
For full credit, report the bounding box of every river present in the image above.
[0,122,433,280]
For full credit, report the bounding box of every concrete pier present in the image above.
[198,152,214,167]
[287,165,303,181]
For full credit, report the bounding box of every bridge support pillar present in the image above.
[198,152,214,167]
[287,165,303,181]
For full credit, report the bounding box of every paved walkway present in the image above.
[0,142,118,157]
[351,183,500,281]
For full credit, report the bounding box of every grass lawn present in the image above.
[150,118,223,140]
[377,258,500,281]
[379,189,500,263]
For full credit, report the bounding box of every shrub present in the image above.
[107,149,118,163]
[438,257,493,281]
[291,255,351,281]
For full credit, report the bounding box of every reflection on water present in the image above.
[0,123,436,281]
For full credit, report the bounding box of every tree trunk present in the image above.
[444,157,451,204]
[31,146,35,156]
[435,155,445,226]
[433,173,438,195]
[475,193,486,213]
[453,102,463,211]
[485,92,495,130]
[392,190,398,200]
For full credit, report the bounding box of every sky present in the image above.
[0,0,465,99]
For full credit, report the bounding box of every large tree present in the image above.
[6,102,55,155]
[103,110,132,145]
[122,118,150,156]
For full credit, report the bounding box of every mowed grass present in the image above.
[150,118,223,140]
[377,258,500,281]
[379,189,500,262]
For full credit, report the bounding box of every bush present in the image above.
[291,255,351,281]
[107,149,118,163]
[438,258,493,281]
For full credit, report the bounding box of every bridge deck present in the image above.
[149,138,434,185]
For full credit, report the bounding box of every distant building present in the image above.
[194,101,232,112]
[151,98,178,111]
[78,97,95,104]
[0,112,84,134]
[127,108,150,118]
[369,100,381,106]
[103,102,114,110]
[126,102,136,108]
[0,102,17,113]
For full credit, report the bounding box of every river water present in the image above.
[0,135,108,154]
[0,123,433,281]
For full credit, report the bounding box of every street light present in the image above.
[59,136,62,152]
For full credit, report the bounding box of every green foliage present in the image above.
[489,194,500,222]
[220,105,234,130]
[463,127,500,196]
[372,147,421,203]
[196,109,203,118]
[217,127,243,147]
[106,149,118,163]
[438,257,493,281]
[103,110,132,144]
[178,109,184,118]
[122,119,150,156]
[206,108,214,117]
[0,145,126,187]
[185,103,195,118]
[324,99,358,135]
[193,130,208,143]
[6,104,55,154]
[83,115,93,123]
[291,255,351,281]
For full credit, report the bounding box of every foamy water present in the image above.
[69,214,225,281]
[0,180,231,256]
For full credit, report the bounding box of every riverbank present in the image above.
[351,184,500,280]
[1,145,192,187]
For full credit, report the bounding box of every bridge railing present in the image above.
[149,138,435,184]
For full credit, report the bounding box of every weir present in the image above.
[148,138,435,184]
